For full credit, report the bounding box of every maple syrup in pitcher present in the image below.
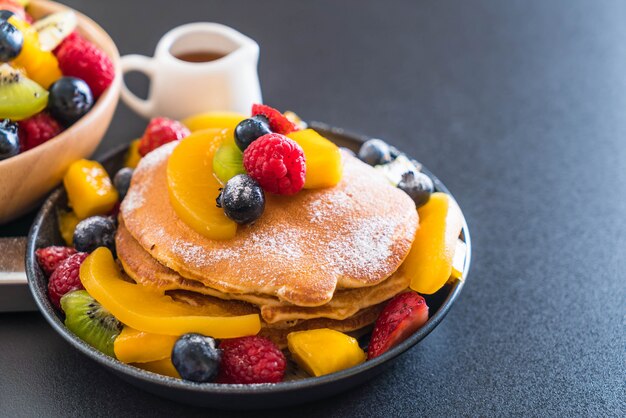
[119,23,262,118]
[175,51,226,63]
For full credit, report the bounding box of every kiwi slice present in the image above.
[213,139,246,184]
[0,64,48,121]
[60,290,122,358]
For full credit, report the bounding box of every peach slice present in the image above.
[80,248,261,338]
[114,326,177,364]
[287,129,343,189]
[166,129,237,240]
[406,192,464,294]
[182,112,246,133]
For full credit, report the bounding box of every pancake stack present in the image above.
[117,142,419,347]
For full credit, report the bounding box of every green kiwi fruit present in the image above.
[213,139,246,184]
[60,290,122,358]
[0,63,49,121]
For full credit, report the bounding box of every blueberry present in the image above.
[0,118,18,160]
[0,10,15,21]
[172,333,222,383]
[48,77,94,126]
[216,174,265,224]
[73,216,116,254]
[358,139,392,166]
[397,171,434,208]
[234,115,271,152]
[0,20,22,62]
[113,167,133,201]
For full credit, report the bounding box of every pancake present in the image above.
[116,220,411,324]
[120,142,418,307]
[168,289,384,348]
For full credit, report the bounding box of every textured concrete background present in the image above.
[1,0,625,416]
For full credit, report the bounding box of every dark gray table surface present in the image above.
[1,0,625,416]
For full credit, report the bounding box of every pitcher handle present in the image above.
[120,54,155,118]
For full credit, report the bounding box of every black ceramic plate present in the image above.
[26,123,471,409]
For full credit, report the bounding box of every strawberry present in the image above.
[251,104,299,135]
[367,292,429,359]
[0,0,26,20]
[138,117,190,156]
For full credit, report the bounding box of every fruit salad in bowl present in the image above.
[27,106,470,408]
[0,0,119,223]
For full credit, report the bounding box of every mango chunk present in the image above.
[287,129,343,189]
[10,16,62,89]
[287,328,366,377]
[124,139,142,169]
[182,112,246,133]
[80,248,261,338]
[133,358,180,379]
[63,159,118,220]
[406,192,464,294]
[167,129,237,240]
[57,209,80,246]
[114,326,177,364]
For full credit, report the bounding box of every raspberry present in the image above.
[251,104,298,135]
[47,252,88,309]
[18,112,64,152]
[138,117,190,156]
[55,32,114,98]
[243,133,306,195]
[217,336,286,384]
[35,246,77,276]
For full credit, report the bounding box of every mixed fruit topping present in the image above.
[161,106,344,238]
[0,2,114,161]
[36,105,466,384]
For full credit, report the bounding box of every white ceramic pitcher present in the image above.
[120,23,262,120]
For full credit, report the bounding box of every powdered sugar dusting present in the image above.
[138,141,178,170]
[121,142,178,213]
[325,215,397,278]
[121,181,146,212]
[173,228,304,267]
[307,191,353,224]
[121,146,418,305]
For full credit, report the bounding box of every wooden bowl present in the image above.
[0,0,121,224]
